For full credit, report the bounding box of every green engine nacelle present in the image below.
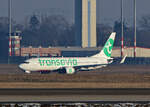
[65,67,75,74]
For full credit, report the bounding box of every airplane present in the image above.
[19,32,125,74]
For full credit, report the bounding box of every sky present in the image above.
[0,0,150,26]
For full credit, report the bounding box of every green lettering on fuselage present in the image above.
[38,58,78,66]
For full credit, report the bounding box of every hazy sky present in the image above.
[0,0,150,26]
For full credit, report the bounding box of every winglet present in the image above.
[120,55,127,64]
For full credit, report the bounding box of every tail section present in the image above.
[92,32,116,59]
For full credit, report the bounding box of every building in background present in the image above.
[8,32,150,58]
[9,31,22,56]
[75,0,97,47]
[21,47,61,57]
[9,31,61,57]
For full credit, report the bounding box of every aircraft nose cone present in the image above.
[19,64,24,69]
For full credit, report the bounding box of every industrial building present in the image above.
[75,0,97,47]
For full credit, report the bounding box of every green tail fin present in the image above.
[92,32,116,58]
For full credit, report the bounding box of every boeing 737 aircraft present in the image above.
[19,32,123,74]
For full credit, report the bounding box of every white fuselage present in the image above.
[19,32,116,74]
[19,57,108,72]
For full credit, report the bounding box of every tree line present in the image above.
[0,14,150,59]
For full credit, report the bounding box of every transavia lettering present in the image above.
[38,59,78,66]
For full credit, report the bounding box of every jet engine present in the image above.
[65,67,75,74]
[25,71,31,74]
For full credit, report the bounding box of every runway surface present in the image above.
[0,64,150,88]
[0,88,150,95]
[0,88,150,102]
[0,64,149,102]
[0,64,150,74]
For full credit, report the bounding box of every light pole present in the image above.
[9,0,12,37]
[8,0,12,64]
[134,0,137,57]
[121,0,124,57]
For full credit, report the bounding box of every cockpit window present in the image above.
[23,61,29,64]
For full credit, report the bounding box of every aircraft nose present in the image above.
[19,64,25,69]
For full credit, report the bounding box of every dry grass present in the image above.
[0,82,150,88]
[0,64,150,88]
